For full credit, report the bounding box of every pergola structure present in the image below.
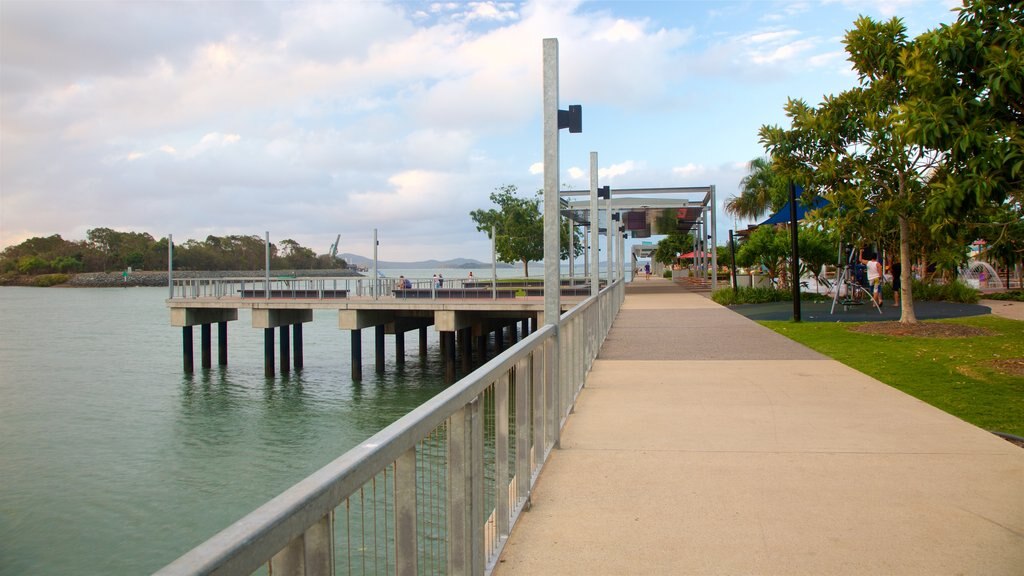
[559,186,718,289]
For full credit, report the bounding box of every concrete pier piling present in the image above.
[183,327,194,373]
[218,321,228,366]
[351,329,362,381]
[171,308,237,374]
[201,324,212,369]
[395,332,405,364]
[375,325,385,373]
[279,326,290,374]
[292,324,303,370]
[264,328,275,377]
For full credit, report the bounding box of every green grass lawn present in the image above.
[761,316,1024,437]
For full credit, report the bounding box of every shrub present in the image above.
[33,274,70,287]
[712,287,836,306]
[910,279,980,304]
[985,290,1024,302]
[663,270,672,278]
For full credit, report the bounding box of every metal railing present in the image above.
[155,279,624,576]
[169,276,603,301]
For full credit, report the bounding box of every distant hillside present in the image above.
[339,253,514,270]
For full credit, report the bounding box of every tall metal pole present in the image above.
[265,231,270,300]
[568,217,574,283]
[491,224,497,299]
[373,228,379,301]
[606,208,614,282]
[711,185,718,291]
[589,152,599,297]
[167,233,173,299]
[789,182,801,322]
[729,229,738,293]
[542,38,560,327]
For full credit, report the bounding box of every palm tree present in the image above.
[725,156,787,221]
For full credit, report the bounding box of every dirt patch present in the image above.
[848,322,995,338]
[990,358,1024,377]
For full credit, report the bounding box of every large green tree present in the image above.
[901,0,1024,227]
[653,232,693,266]
[761,16,945,323]
[469,185,580,277]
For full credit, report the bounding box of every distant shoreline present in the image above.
[0,269,364,288]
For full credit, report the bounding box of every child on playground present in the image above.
[861,250,884,306]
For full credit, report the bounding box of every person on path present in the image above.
[861,250,884,306]
[888,257,901,308]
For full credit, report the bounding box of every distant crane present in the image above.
[328,234,341,259]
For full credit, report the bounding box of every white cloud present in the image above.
[529,162,544,175]
[567,167,584,179]
[599,161,636,179]
[672,163,706,177]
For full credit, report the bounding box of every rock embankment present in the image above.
[5,269,363,288]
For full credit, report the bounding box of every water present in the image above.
[0,285,462,575]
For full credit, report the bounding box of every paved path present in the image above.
[982,298,1024,321]
[494,277,1023,576]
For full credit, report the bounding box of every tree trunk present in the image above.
[522,260,529,278]
[898,215,918,324]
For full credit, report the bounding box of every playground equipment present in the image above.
[828,245,882,315]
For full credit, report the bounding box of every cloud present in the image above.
[599,161,637,180]
[529,162,544,175]
[672,163,706,177]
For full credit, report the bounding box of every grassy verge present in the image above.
[761,316,1024,437]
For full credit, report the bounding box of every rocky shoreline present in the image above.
[1,269,364,288]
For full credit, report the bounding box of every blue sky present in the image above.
[0,0,961,262]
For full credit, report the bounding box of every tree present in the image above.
[470,185,552,277]
[735,225,791,286]
[761,16,945,324]
[725,157,789,221]
[653,232,693,266]
[900,0,1024,227]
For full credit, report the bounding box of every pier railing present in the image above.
[155,279,624,576]
[169,276,601,301]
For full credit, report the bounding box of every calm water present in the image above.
[0,283,477,575]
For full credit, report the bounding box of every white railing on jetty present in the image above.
[155,279,624,576]
[169,276,600,300]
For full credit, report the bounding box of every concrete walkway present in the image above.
[494,277,1023,575]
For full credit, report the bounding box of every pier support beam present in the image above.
[443,332,456,384]
[495,326,504,351]
[476,333,487,361]
[419,327,428,357]
[264,328,275,377]
[395,331,405,364]
[279,325,290,374]
[459,328,471,372]
[351,329,362,381]
[200,323,212,369]
[171,308,237,373]
[218,321,228,366]
[182,327,194,373]
[375,325,386,373]
[293,323,303,370]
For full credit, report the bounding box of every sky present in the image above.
[1,0,962,262]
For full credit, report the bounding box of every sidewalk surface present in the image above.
[494,277,1023,576]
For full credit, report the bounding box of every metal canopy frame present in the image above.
[559,185,719,290]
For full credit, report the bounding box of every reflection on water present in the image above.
[0,286,492,575]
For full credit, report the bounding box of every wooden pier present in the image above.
[168,277,589,380]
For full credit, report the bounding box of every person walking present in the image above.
[861,250,884,306]
[888,257,901,307]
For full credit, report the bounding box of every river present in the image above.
[0,277,471,575]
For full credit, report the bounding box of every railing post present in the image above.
[495,373,510,542]
[515,358,531,508]
[395,447,418,576]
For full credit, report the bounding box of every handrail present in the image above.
[155,279,624,576]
